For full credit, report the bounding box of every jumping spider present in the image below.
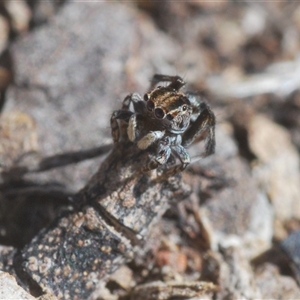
[111,74,216,175]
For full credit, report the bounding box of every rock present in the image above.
[218,248,300,299]
[201,157,273,258]
[216,247,262,299]
[249,114,300,222]
[0,271,35,299]
[108,265,134,291]
[188,124,273,258]
[0,15,9,54]
[0,111,38,173]
[4,1,179,191]
[0,245,15,272]
[281,231,300,284]
[255,263,300,299]
[242,6,266,36]
[0,66,13,91]
[131,280,216,300]
[29,0,64,27]
[4,0,31,33]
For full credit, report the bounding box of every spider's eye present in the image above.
[144,94,149,101]
[147,100,155,111]
[166,114,174,121]
[154,108,165,119]
[182,105,187,111]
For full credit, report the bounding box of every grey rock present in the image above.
[0,270,35,300]
[4,2,179,191]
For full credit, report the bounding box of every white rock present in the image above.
[0,271,35,299]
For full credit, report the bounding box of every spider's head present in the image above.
[144,86,193,134]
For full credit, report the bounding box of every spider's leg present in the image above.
[182,101,216,156]
[122,93,144,112]
[110,110,133,143]
[185,92,205,114]
[142,159,159,173]
[137,130,165,150]
[175,144,191,169]
[130,93,145,113]
[142,137,171,172]
[149,74,185,91]
[156,137,172,165]
[120,93,144,139]
[164,144,191,176]
[121,94,131,110]
[111,93,144,143]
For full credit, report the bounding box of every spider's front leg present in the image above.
[168,144,191,175]
[110,109,133,143]
[125,93,148,143]
[159,135,191,177]
[142,136,172,172]
[182,96,216,157]
[110,93,144,143]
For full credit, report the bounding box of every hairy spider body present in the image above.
[111,74,216,174]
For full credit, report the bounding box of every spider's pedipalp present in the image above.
[110,110,133,143]
[137,130,165,150]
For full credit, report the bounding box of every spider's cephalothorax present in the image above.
[111,74,216,175]
[144,84,193,134]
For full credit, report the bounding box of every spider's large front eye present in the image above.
[147,100,155,111]
[154,108,165,119]
[182,105,187,111]
[144,94,149,101]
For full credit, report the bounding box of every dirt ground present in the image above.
[0,1,300,299]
